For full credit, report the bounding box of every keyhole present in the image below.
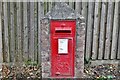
[56,72,60,76]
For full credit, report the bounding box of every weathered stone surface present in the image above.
[75,19,85,77]
[42,62,50,73]
[45,2,81,20]
[42,73,50,78]
[41,18,50,77]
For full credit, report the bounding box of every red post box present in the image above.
[50,20,76,77]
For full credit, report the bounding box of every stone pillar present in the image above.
[41,2,85,78]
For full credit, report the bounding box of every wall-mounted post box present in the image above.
[50,20,76,77]
[41,2,85,78]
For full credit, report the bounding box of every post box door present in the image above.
[50,20,76,77]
